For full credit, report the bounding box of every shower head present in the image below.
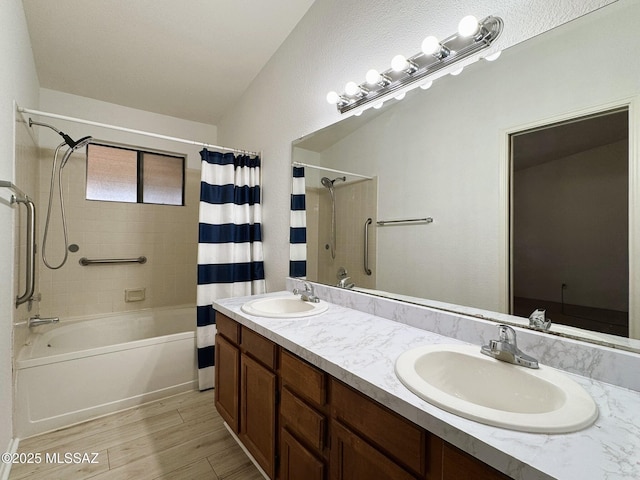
[321,176,346,189]
[29,118,92,149]
[72,136,93,150]
[60,135,93,169]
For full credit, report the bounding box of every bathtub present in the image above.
[15,305,199,438]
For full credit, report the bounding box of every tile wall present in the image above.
[315,178,377,289]
[36,148,200,318]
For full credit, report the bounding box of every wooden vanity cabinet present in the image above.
[214,314,241,432]
[330,378,427,480]
[279,349,329,480]
[215,317,513,480]
[214,314,278,479]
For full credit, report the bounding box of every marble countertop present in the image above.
[213,291,640,480]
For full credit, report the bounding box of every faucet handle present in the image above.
[529,308,551,331]
[497,325,517,345]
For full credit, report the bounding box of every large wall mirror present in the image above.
[292,0,640,353]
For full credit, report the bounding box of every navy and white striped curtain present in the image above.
[197,149,265,391]
[289,166,306,277]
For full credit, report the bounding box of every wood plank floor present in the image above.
[10,389,263,480]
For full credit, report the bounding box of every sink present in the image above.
[395,344,598,433]
[241,296,329,318]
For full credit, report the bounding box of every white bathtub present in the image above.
[15,305,199,438]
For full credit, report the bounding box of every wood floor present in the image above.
[10,389,263,480]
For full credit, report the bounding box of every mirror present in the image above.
[292,0,640,352]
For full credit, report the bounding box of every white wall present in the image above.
[38,89,217,169]
[514,140,628,311]
[216,0,614,295]
[0,0,40,455]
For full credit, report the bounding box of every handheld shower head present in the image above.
[60,135,92,169]
[72,136,93,150]
[321,176,346,189]
[321,177,334,189]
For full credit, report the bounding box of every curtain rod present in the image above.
[16,106,260,157]
[292,161,373,180]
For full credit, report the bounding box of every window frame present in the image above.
[86,141,186,206]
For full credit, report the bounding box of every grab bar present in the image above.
[15,197,36,307]
[376,217,433,226]
[79,256,147,266]
[0,180,28,202]
[364,218,372,276]
[4,180,37,308]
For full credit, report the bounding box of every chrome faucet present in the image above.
[528,308,551,331]
[337,276,355,289]
[293,282,320,303]
[481,325,539,369]
[28,315,60,328]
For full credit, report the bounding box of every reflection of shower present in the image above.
[321,176,345,259]
[29,118,93,269]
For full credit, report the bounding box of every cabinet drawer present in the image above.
[331,421,418,480]
[216,313,240,344]
[280,349,326,406]
[280,386,326,451]
[330,379,426,476]
[241,326,277,370]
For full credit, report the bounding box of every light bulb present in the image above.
[365,69,381,85]
[373,102,384,110]
[391,54,409,72]
[326,91,340,105]
[485,50,502,61]
[354,110,363,117]
[421,36,440,56]
[458,15,480,37]
[419,80,433,90]
[345,81,360,96]
[450,66,464,76]
[395,92,406,101]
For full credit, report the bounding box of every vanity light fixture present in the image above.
[326,14,503,114]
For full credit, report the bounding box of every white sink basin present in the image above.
[241,296,328,318]
[395,344,598,433]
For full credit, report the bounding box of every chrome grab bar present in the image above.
[15,197,36,307]
[364,218,372,276]
[79,256,147,266]
[0,180,28,201]
[3,180,37,308]
[377,217,433,226]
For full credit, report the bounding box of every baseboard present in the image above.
[0,437,19,480]
[222,422,270,480]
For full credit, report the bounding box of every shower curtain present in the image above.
[196,149,265,391]
[290,166,306,277]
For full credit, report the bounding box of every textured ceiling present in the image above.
[22,0,315,125]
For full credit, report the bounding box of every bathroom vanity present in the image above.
[215,312,509,480]
[212,285,640,480]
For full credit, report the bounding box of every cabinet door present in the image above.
[441,442,512,480]
[240,353,277,479]
[330,422,418,480]
[280,427,325,480]
[215,334,240,432]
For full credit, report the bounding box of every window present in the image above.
[86,143,185,205]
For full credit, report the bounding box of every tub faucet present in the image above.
[293,282,320,303]
[28,315,59,328]
[481,324,539,369]
[528,308,551,331]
